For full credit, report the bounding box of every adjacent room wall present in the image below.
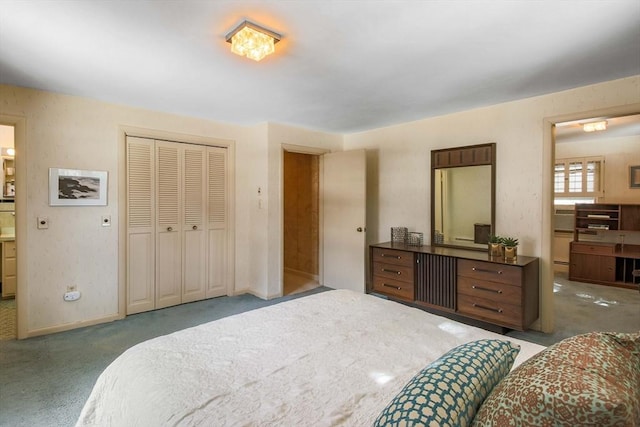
[343,75,640,332]
[283,151,319,277]
[556,135,640,203]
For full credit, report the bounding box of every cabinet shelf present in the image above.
[570,203,640,289]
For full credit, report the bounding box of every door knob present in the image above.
[167,226,173,232]
[357,227,363,232]
[192,225,197,230]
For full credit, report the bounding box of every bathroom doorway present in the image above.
[0,124,16,341]
[283,150,321,296]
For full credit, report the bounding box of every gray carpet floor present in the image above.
[1,276,638,427]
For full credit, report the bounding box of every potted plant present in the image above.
[488,235,504,258]
[502,237,519,261]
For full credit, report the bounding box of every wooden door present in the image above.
[206,147,228,298]
[182,144,207,302]
[322,149,367,292]
[155,141,182,309]
[126,136,155,314]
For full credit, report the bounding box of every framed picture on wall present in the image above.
[630,165,640,189]
[49,168,108,206]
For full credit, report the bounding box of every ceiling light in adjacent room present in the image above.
[582,120,607,132]
[225,20,281,61]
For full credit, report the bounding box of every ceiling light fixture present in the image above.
[582,120,607,132]
[225,20,281,62]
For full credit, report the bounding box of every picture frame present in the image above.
[49,168,108,206]
[630,165,640,189]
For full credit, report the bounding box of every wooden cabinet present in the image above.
[369,243,539,331]
[457,258,538,330]
[569,242,616,284]
[1,240,16,298]
[569,204,640,289]
[371,247,415,301]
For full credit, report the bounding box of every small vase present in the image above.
[488,243,504,258]
[504,246,517,261]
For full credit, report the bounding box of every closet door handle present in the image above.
[167,226,173,232]
[192,225,198,230]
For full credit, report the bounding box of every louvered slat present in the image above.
[184,147,204,225]
[416,253,456,310]
[127,141,153,228]
[208,149,226,224]
[157,145,179,227]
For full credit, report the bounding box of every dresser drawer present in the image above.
[458,294,521,328]
[372,262,413,283]
[372,275,414,300]
[372,248,414,267]
[457,276,521,306]
[457,259,521,286]
[571,242,615,255]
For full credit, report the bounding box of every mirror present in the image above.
[431,143,495,251]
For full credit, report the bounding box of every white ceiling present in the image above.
[1,0,639,134]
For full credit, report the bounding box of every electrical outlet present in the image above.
[63,290,81,302]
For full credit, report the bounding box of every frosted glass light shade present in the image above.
[226,21,280,62]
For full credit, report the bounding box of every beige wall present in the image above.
[0,85,259,336]
[1,75,638,337]
[344,75,640,332]
[556,135,640,203]
[0,124,14,148]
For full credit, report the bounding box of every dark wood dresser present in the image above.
[370,242,540,331]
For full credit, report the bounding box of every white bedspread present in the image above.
[76,290,544,426]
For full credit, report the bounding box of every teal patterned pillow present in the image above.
[373,339,520,427]
[472,332,640,427]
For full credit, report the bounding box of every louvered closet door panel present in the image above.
[182,144,207,302]
[155,141,182,309]
[206,147,228,297]
[126,136,155,314]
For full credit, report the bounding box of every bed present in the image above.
[76,290,639,426]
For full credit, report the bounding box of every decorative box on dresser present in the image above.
[369,242,540,331]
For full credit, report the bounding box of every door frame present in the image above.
[281,144,330,296]
[118,126,236,318]
[0,115,26,338]
[541,102,640,333]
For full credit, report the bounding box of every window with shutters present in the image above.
[554,156,604,199]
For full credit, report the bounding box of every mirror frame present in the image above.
[430,142,496,251]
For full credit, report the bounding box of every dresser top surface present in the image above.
[371,242,539,267]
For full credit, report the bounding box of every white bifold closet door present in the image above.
[126,136,227,315]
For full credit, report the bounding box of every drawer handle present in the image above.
[472,285,502,294]
[383,283,402,290]
[381,268,401,275]
[381,254,401,260]
[473,303,503,314]
[472,267,503,275]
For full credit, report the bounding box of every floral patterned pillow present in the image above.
[472,332,640,426]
